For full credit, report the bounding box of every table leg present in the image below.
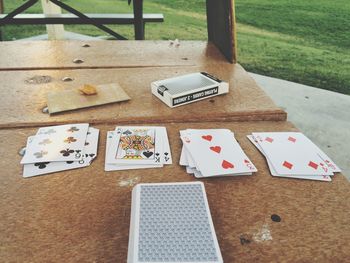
[133,0,144,40]
[0,0,3,41]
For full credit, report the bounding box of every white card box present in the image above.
[127,182,223,263]
[151,72,229,108]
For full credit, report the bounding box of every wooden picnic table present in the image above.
[0,0,153,40]
[0,40,349,262]
[0,41,286,127]
[0,64,286,128]
[0,41,229,70]
[1,121,349,262]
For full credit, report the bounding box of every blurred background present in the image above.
[2,0,349,95]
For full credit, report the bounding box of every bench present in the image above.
[0,13,164,25]
[0,0,163,40]
[0,13,164,40]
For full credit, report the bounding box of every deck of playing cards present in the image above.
[105,126,172,171]
[151,72,229,108]
[127,182,223,263]
[21,123,99,178]
[180,129,257,177]
[247,132,341,181]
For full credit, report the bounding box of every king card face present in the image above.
[116,128,156,161]
[113,126,172,164]
[107,126,164,165]
[105,131,163,171]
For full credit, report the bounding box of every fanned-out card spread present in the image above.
[180,129,257,178]
[151,72,229,108]
[20,123,99,178]
[247,132,341,181]
[47,83,130,114]
[127,182,223,263]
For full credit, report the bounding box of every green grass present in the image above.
[2,0,350,94]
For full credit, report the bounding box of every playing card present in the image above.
[21,123,89,164]
[183,146,197,168]
[252,132,333,176]
[297,135,341,173]
[116,127,157,162]
[106,126,165,165]
[186,166,195,174]
[115,126,172,164]
[158,126,173,164]
[105,131,163,171]
[181,129,257,177]
[180,144,249,178]
[127,182,223,263]
[180,150,199,176]
[185,167,204,178]
[182,157,201,177]
[23,127,99,178]
[179,145,188,166]
[256,132,340,173]
[180,130,233,169]
[247,135,332,182]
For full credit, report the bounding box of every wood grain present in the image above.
[0,41,228,70]
[1,121,349,262]
[0,64,286,128]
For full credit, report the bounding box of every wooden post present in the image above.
[206,0,237,63]
[133,0,144,40]
[41,0,65,40]
[0,0,3,41]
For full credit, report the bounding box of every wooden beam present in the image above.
[0,13,164,25]
[206,0,237,63]
[133,0,144,40]
[0,0,3,41]
[41,0,65,40]
[0,0,4,14]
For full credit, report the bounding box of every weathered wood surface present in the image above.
[1,121,349,262]
[0,63,286,128]
[0,41,229,70]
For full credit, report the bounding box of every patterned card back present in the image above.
[128,182,223,263]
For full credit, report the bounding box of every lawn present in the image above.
[2,0,349,94]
